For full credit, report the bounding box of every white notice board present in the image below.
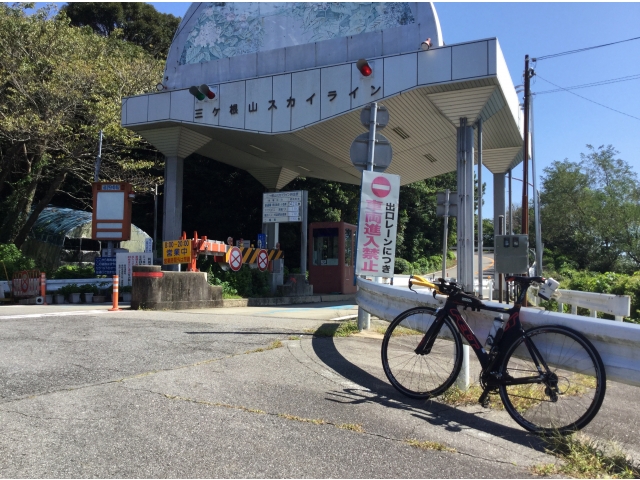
[355,171,400,278]
[116,252,153,287]
[263,191,303,223]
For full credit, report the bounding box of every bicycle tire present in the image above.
[381,307,463,399]
[499,325,606,434]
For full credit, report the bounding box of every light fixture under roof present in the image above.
[249,145,266,153]
[392,127,410,140]
[424,153,438,163]
[297,165,311,172]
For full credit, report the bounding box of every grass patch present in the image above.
[406,439,456,453]
[336,423,364,433]
[288,336,300,341]
[278,414,326,425]
[440,384,490,407]
[245,339,283,354]
[440,371,597,411]
[308,321,359,337]
[222,293,243,299]
[372,324,423,337]
[532,433,640,478]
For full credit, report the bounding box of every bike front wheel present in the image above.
[381,307,462,399]
[499,325,606,434]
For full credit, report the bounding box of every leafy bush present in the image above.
[204,262,271,298]
[394,258,412,274]
[58,283,81,297]
[79,284,98,295]
[0,243,35,280]
[412,258,431,274]
[543,267,640,322]
[52,264,95,279]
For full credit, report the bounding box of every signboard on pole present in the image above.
[91,182,133,241]
[355,171,400,278]
[94,257,117,276]
[227,246,243,272]
[349,132,392,172]
[436,190,458,217]
[162,239,191,265]
[263,191,303,223]
[116,252,152,287]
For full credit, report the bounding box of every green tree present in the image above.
[0,4,164,247]
[61,2,181,59]
[395,172,457,262]
[540,145,640,272]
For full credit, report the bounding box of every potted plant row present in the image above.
[55,284,99,303]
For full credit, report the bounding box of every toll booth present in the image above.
[308,222,356,295]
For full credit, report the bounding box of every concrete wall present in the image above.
[131,265,222,310]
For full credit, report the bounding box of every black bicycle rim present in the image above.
[499,325,606,434]
[381,307,462,399]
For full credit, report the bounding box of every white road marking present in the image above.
[0,310,110,320]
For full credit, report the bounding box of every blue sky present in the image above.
[36,2,640,216]
[153,2,640,216]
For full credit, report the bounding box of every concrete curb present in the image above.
[222,293,355,308]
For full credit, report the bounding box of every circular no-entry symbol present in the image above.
[371,176,392,198]
[20,272,29,292]
[257,249,269,271]
[228,247,242,272]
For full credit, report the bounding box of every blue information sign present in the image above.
[95,257,117,276]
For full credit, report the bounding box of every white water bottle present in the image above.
[485,315,505,349]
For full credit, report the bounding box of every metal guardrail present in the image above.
[1,278,112,295]
[554,289,630,321]
[356,277,640,388]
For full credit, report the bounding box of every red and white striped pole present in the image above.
[40,272,47,305]
[109,275,121,311]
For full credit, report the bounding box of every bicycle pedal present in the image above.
[478,387,497,408]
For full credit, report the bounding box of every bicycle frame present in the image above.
[415,281,537,379]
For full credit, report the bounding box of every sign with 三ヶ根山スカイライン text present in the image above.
[162,239,191,265]
[356,171,400,278]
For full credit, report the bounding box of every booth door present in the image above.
[344,227,355,287]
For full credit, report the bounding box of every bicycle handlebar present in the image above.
[409,275,546,298]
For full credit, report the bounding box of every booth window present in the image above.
[313,228,339,266]
[345,229,353,266]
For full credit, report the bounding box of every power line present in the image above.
[534,74,640,122]
[534,35,640,61]
[534,73,640,94]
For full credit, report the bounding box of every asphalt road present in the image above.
[0,302,638,477]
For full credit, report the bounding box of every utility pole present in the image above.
[521,55,534,235]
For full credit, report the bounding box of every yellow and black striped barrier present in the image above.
[237,247,284,264]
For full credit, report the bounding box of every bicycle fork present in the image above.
[414,312,447,355]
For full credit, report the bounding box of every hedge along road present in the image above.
[0,305,637,477]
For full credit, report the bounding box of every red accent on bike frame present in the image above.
[503,312,519,332]
[449,308,482,350]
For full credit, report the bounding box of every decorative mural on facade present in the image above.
[180,2,415,65]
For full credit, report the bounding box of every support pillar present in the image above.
[494,173,506,301]
[456,119,474,293]
[163,156,184,271]
[493,173,506,236]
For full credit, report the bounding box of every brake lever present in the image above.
[408,276,417,294]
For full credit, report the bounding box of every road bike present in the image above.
[381,275,606,434]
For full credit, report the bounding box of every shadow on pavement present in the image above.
[311,329,546,452]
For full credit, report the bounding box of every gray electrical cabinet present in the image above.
[494,235,529,274]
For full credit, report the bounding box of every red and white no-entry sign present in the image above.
[257,249,269,271]
[371,176,392,198]
[228,246,243,271]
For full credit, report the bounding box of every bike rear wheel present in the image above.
[381,307,462,399]
[499,325,606,434]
